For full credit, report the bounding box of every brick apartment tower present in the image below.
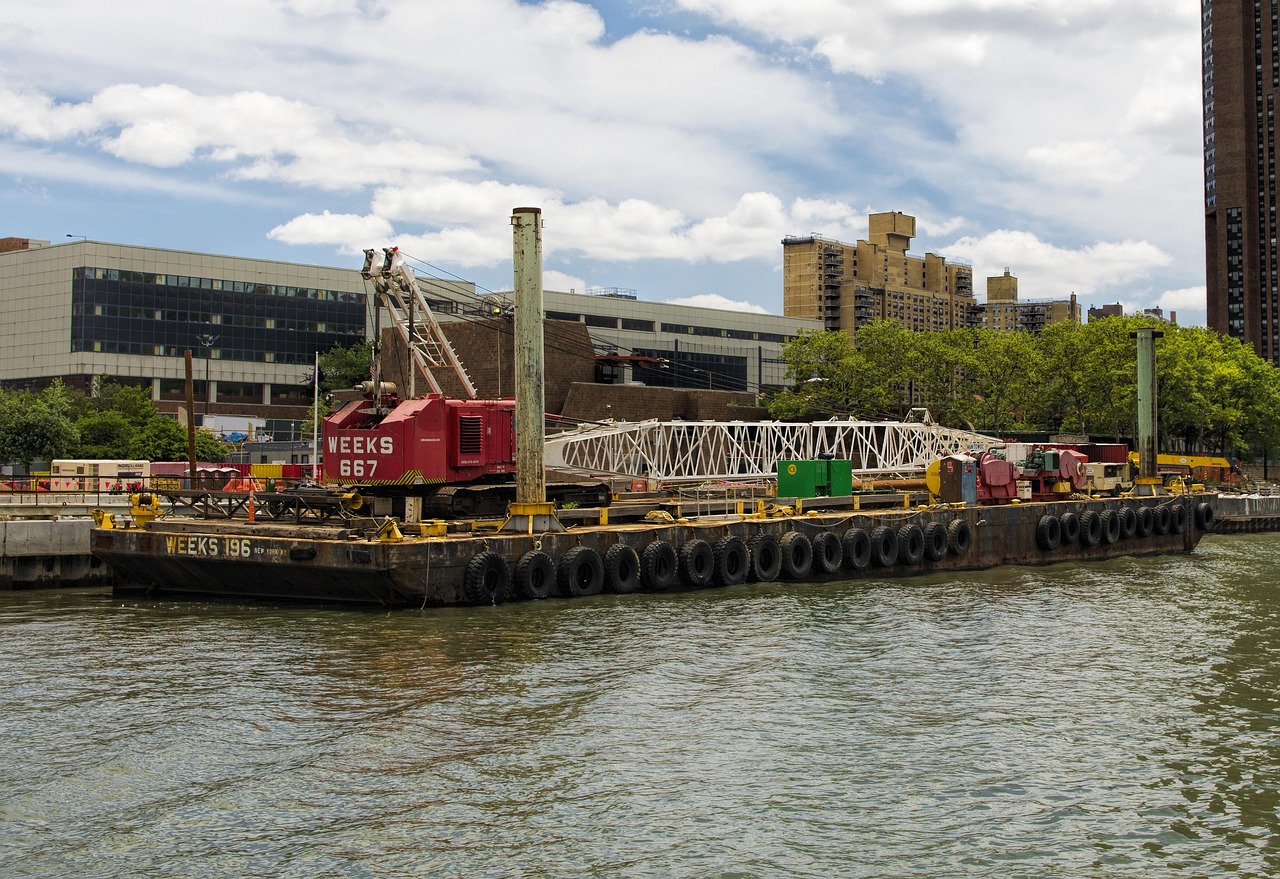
[1203,0,1280,363]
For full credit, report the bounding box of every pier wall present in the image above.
[0,518,110,589]
[1215,494,1280,532]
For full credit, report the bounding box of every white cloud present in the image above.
[268,211,394,247]
[544,270,588,295]
[1157,286,1207,312]
[662,293,769,314]
[1025,141,1137,185]
[943,229,1172,298]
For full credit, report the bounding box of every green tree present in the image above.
[75,411,135,459]
[317,340,374,394]
[93,381,159,426]
[962,330,1043,434]
[0,395,79,468]
[128,419,227,462]
[853,321,916,419]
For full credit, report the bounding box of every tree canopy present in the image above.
[769,318,1280,459]
[0,379,229,469]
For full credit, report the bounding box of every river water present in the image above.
[1,533,1278,878]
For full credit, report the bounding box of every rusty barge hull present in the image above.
[92,495,1216,608]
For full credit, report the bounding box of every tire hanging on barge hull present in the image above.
[748,533,782,582]
[680,539,715,588]
[1036,515,1062,551]
[1099,510,1121,545]
[1080,510,1102,547]
[811,532,843,575]
[1059,512,1080,545]
[514,550,555,600]
[1135,506,1154,537]
[947,519,971,556]
[842,528,872,572]
[779,532,813,580]
[1195,502,1215,532]
[923,522,947,562]
[713,536,749,587]
[604,544,641,594]
[1171,504,1188,535]
[464,551,510,605]
[1154,506,1172,535]
[870,526,899,567]
[558,546,604,597]
[1119,506,1138,540]
[897,525,924,566]
[640,540,678,592]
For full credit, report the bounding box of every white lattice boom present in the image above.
[543,417,996,482]
[362,247,477,399]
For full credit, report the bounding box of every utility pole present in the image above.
[502,206,563,532]
[1131,327,1165,496]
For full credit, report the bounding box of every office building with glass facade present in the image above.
[0,237,367,431]
[1,237,823,429]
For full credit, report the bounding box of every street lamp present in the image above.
[196,332,218,417]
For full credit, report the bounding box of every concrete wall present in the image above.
[0,519,110,589]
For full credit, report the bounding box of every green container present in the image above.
[826,458,854,496]
[777,458,853,498]
[777,459,820,498]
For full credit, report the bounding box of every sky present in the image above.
[0,0,1206,324]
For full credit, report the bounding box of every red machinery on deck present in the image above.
[321,248,609,518]
[976,444,1089,504]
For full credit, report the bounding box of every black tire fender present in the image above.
[1035,515,1061,551]
[1171,504,1188,534]
[712,536,749,586]
[779,531,813,579]
[1195,501,1215,532]
[946,518,972,555]
[640,540,678,592]
[1080,510,1102,547]
[1059,512,1080,545]
[513,550,554,600]
[557,546,604,597]
[1135,506,1154,537]
[679,538,715,588]
[1154,505,1172,535]
[923,522,947,561]
[897,524,924,566]
[1099,509,1120,545]
[842,528,872,571]
[811,532,843,574]
[464,550,510,606]
[870,525,899,567]
[603,543,641,594]
[748,533,782,582]
[1119,506,1137,539]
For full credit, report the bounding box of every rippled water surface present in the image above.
[3,534,1280,877]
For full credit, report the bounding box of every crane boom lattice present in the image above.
[544,415,995,483]
[361,247,477,399]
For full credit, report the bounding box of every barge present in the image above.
[93,493,1217,607]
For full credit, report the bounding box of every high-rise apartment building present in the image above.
[782,211,976,337]
[1202,0,1280,362]
[979,269,1081,333]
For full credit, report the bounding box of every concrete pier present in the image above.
[1,518,112,589]
[1215,493,1280,532]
